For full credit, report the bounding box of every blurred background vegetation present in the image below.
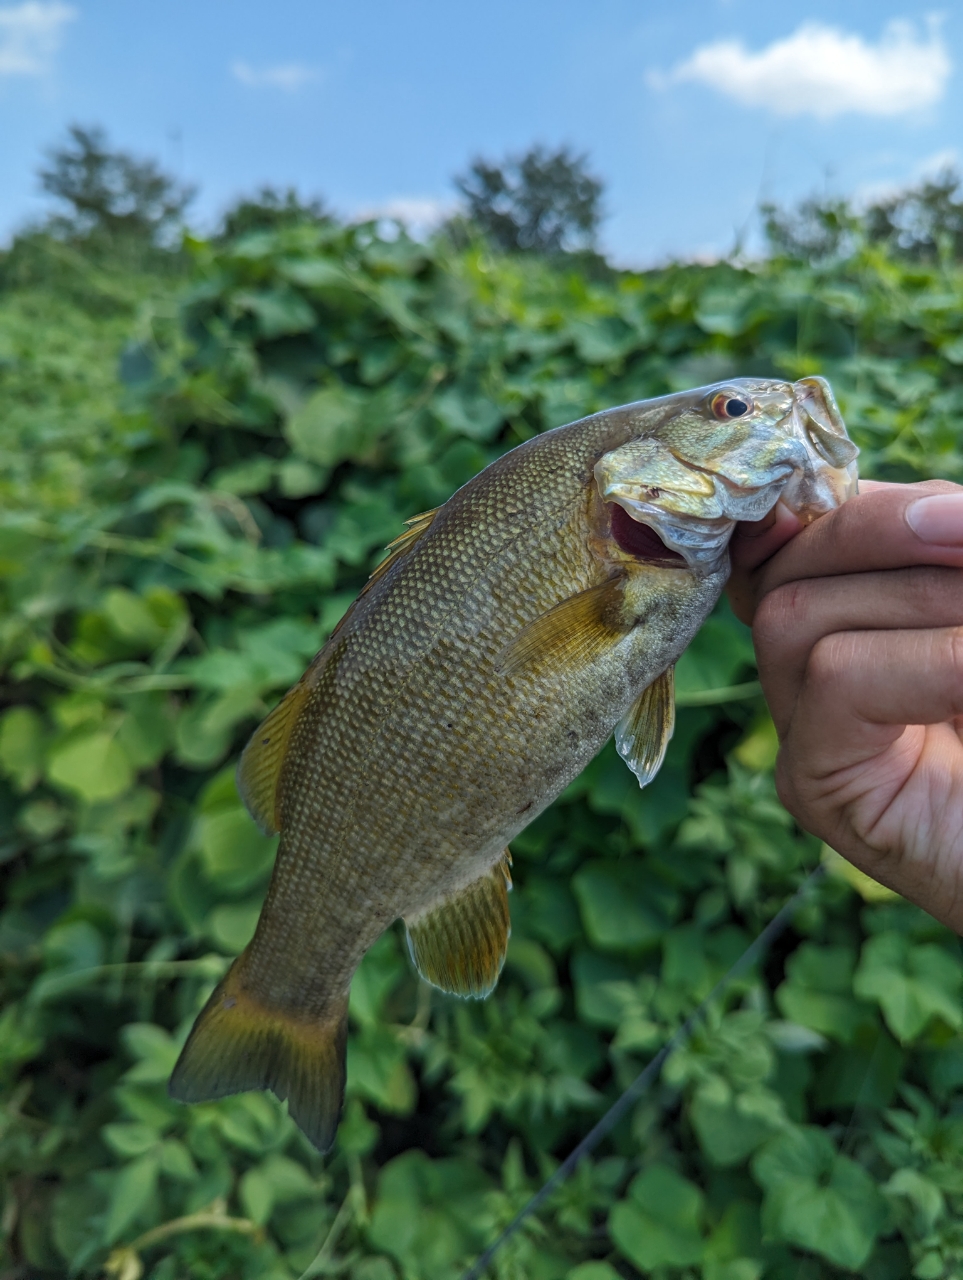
[2,125,963,1280]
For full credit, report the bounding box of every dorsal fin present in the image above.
[367,507,439,587]
[615,666,675,788]
[236,679,313,835]
[496,574,629,677]
[237,508,439,833]
[404,853,513,998]
[324,507,441,648]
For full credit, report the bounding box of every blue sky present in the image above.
[0,1,960,263]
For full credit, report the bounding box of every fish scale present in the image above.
[169,376,858,1151]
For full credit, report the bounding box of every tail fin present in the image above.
[168,954,348,1153]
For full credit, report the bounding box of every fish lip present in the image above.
[782,376,859,518]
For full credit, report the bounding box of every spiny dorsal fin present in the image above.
[496,575,629,677]
[321,509,440,649]
[615,666,675,788]
[234,510,440,837]
[236,679,313,835]
[367,507,439,586]
[404,853,512,998]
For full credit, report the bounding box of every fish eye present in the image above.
[711,393,752,420]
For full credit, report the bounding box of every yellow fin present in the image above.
[615,666,676,788]
[168,954,348,1153]
[404,854,512,998]
[367,507,439,586]
[497,575,628,677]
[236,679,313,835]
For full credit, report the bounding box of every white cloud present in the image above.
[232,60,320,92]
[661,18,950,119]
[355,196,454,237]
[0,1,75,77]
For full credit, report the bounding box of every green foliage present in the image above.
[1,207,963,1279]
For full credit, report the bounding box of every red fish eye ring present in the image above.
[710,393,752,420]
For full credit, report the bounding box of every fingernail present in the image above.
[906,493,963,545]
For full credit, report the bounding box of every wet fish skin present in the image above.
[169,376,857,1151]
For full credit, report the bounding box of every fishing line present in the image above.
[460,862,827,1280]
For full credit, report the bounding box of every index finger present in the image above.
[729,480,963,623]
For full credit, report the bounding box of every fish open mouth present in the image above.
[609,501,686,564]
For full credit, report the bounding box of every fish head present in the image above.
[594,375,858,576]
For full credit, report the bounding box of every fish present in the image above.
[169,374,858,1151]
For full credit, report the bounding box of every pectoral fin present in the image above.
[497,575,628,676]
[236,679,314,835]
[405,853,513,998]
[616,666,676,787]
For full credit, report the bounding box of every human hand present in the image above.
[727,481,963,932]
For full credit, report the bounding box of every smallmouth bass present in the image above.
[170,376,857,1150]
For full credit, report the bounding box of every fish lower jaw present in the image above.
[612,499,733,577]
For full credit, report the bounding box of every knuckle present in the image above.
[773,753,798,814]
[805,632,853,691]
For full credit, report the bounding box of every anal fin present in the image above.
[497,575,629,677]
[616,666,675,788]
[404,853,512,998]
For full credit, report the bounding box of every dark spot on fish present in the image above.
[445,722,454,730]
[516,800,533,815]
[610,502,686,564]
[567,729,578,742]
[223,996,237,1009]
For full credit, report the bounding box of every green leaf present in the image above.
[0,705,47,791]
[286,385,368,466]
[195,806,278,893]
[235,286,316,337]
[752,1127,887,1269]
[241,1153,318,1225]
[884,1167,944,1231]
[431,386,503,440]
[158,1138,197,1181]
[854,932,963,1041]
[775,942,867,1044]
[347,1026,416,1115]
[610,1164,706,1270]
[207,901,260,953]
[572,860,666,952]
[367,1151,491,1278]
[121,1022,180,1082]
[102,1122,159,1158]
[102,587,166,648]
[690,1074,783,1166]
[52,1182,107,1270]
[47,729,134,802]
[103,1153,159,1244]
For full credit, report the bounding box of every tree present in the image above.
[38,124,194,247]
[763,168,963,263]
[217,185,330,241]
[454,144,603,255]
